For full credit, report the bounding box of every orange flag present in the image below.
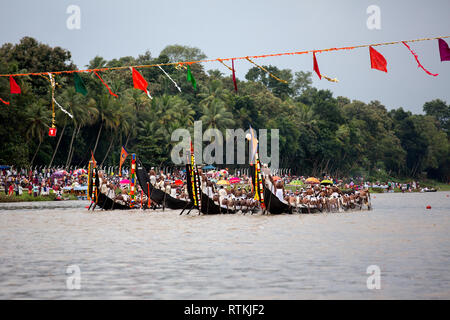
[119,146,129,177]
[91,150,97,167]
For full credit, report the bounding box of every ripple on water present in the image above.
[0,192,449,299]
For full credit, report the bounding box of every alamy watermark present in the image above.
[367,5,381,30]
[66,5,81,30]
[66,265,81,290]
[366,265,381,289]
[170,121,280,169]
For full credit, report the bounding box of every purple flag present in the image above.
[438,38,450,61]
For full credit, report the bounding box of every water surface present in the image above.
[0,192,449,299]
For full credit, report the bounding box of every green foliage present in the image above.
[1,37,449,183]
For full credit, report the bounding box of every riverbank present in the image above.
[0,193,79,203]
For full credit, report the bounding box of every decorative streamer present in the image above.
[53,98,74,118]
[217,59,233,71]
[48,73,56,130]
[245,57,288,84]
[401,41,438,76]
[321,75,339,83]
[1,35,449,78]
[0,97,10,105]
[232,59,238,92]
[93,71,118,97]
[158,66,181,92]
[130,154,136,208]
[313,52,339,82]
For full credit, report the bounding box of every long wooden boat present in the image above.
[185,164,236,215]
[263,185,293,214]
[135,157,193,210]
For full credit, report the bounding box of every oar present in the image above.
[179,201,190,215]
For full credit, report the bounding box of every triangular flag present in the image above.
[313,52,321,79]
[9,76,21,94]
[187,65,197,90]
[119,146,129,177]
[438,38,450,62]
[74,73,87,96]
[369,46,387,72]
[132,67,152,99]
[232,59,238,92]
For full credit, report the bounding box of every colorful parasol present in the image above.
[229,177,240,184]
[305,177,320,184]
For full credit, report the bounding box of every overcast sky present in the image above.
[1,0,449,113]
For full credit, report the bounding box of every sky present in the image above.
[0,0,449,113]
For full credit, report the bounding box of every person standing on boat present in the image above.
[149,167,156,186]
[218,185,227,207]
[275,179,285,202]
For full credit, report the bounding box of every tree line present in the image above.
[0,37,449,182]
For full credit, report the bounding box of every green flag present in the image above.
[186,66,197,90]
[74,73,87,96]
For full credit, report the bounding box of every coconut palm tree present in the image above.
[200,99,235,134]
[60,88,98,168]
[26,101,51,166]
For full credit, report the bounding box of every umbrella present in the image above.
[305,177,320,184]
[229,177,240,184]
[216,180,230,185]
[73,168,87,176]
[202,165,216,170]
[174,179,183,186]
[120,179,130,184]
[321,179,333,186]
[288,180,304,185]
[52,170,68,177]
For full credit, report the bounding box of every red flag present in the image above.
[132,67,152,99]
[232,59,238,92]
[313,52,321,79]
[369,46,387,72]
[9,76,21,94]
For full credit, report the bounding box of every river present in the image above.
[0,192,449,299]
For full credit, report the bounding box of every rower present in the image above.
[149,167,156,186]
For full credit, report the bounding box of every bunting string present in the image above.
[402,41,438,77]
[1,35,448,78]
[158,66,181,92]
[217,59,233,71]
